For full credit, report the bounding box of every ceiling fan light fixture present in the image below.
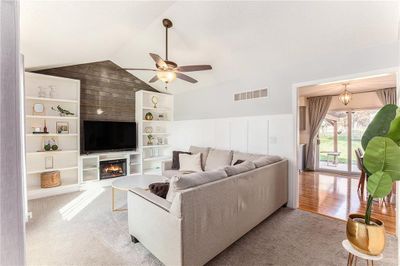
[339,83,352,106]
[157,70,176,83]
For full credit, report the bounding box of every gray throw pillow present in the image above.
[224,160,256,176]
[166,169,228,202]
[253,155,282,168]
[205,149,233,171]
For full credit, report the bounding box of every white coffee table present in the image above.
[111,175,168,211]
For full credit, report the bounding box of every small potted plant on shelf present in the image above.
[346,104,400,255]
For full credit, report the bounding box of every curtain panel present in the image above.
[305,96,332,170]
[376,88,397,105]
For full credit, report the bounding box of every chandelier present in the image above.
[339,83,352,106]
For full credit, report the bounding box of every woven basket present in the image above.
[40,171,61,188]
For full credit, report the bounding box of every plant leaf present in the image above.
[367,171,392,198]
[364,136,400,181]
[361,104,397,150]
[386,108,400,145]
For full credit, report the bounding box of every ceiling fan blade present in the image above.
[149,53,167,68]
[176,73,198,83]
[175,65,212,72]
[149,75,159,83]
[123,68,156,71]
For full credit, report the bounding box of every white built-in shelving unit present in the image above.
[24,72,80,200]
[136,90,173,175]
[80,151,142,183]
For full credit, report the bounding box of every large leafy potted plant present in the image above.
[346,104,400,255]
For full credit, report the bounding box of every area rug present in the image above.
[26,187,398,265]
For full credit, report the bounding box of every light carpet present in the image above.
[27,187,398,266]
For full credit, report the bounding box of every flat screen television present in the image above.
[83,121,136,153]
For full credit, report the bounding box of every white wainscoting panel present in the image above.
[171,114,295,207]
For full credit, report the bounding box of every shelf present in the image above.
[27,166,78,175]
[143,106,171,111]
[142,133,169,136]
[26,96,78,103]
[26,150,78,155]
[143,120,170,123]
[26,115,78,120]
[26,133,78,137]
[143,156,170,162]
[142,145,170,149]
[83,167,98,171]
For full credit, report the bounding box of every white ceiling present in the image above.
[299,73,397,97]
[21,1,399,94]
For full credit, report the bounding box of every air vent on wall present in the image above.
[234,88,268,101]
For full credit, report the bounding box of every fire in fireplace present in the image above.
[100,159,127,179]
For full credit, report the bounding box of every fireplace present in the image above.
[100,159,127,179]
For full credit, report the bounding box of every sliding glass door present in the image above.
[317,109,378,174]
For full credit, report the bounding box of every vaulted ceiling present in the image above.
[21,1,399,94]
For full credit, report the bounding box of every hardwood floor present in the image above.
[299,171,396,235]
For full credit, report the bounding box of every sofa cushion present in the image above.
[179,153,203,172]
[163,169,186,179]
[189,146,210,170]
[171,150,192,170]
[253,155,282,168]
[231,151,263,165]
[205,149,233,171]
[223,160,256,176]
[166,169,228,202]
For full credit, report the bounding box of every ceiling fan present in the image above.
[123,18,212,87]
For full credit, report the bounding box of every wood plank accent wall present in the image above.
[34,60,158,153]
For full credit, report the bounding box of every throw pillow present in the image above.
[166,169,228,202]
[148,182,169,199]
[253,155,282,168]
[224,160,256,176]
[171,150,192,170]
[204,148,233,171]
[231,151,263,165]
[188,146,210,170]
[179,153,203,172]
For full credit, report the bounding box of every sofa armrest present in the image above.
[129,188,171,212]
[162,160,173,173]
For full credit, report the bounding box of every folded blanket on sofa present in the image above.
[149,182,170,199]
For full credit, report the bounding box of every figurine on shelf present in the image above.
[49,85,56,98]
[38,86,46,98]
[51,105,74,116]
[43,120,48,133]
[147,135,154,145]
[145,112,153,120]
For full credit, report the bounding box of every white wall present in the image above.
[175,42,398,120]
[170,114,296,207]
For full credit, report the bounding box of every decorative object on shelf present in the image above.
[157,137,163,145]
[122,18,212,90]
[151,96,158,108]
[38,86,46,98]
[51,105,75,116]
[43,137,59,151]
[45,156,54,169]
[49,85,56,98]
[339,83,352,106]
[40,171,61,188]
[346,104,400,255]
[158,113,165,121]
[164,138,168,145]
[147,135,154,145]
[33,103,45,115]
[145,112,153,120]
[56,121,69,134]
[43,120,48,133]
[144,126,153,133]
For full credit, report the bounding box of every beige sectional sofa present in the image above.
[128,147,288,266]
